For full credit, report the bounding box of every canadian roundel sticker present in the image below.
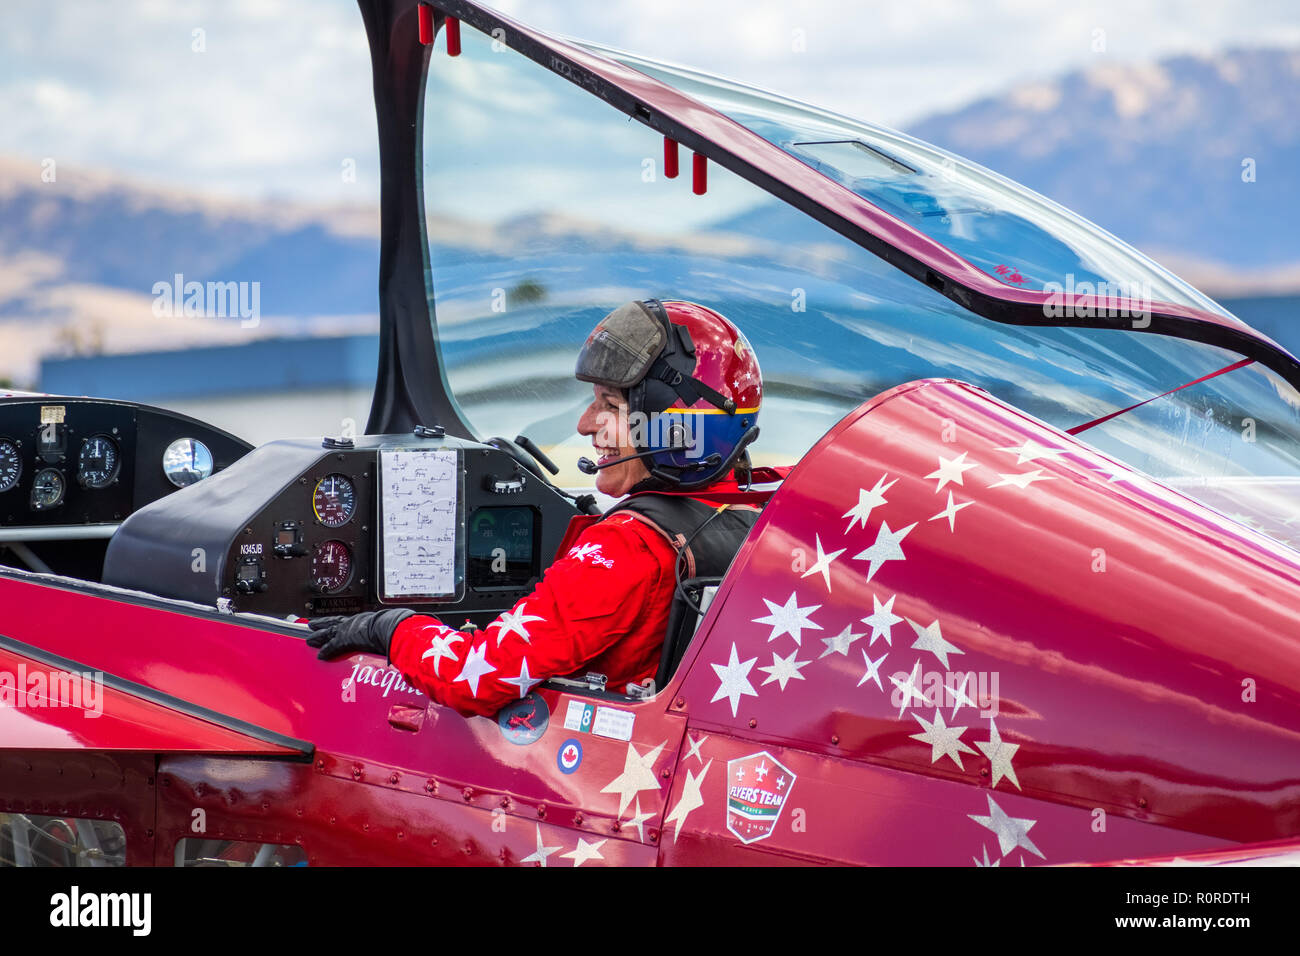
[557,738,583,774]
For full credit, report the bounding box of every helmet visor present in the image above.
[574,301,668,389]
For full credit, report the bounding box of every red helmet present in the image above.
[575,299,761,489]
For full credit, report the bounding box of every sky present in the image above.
[1,0,1298,203]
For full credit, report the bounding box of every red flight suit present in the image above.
[389,510,678,717]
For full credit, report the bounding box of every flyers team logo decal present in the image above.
[726,751,795,845]
[498,692,550,746]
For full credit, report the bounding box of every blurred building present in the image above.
[39,335,377,447]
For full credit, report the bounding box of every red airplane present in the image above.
[3,0,1300,868]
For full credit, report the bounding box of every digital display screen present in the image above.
[277,529,296,547]
[237,561,261,583]
[468,506,537,589]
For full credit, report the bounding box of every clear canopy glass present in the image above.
[422,27,1300,550]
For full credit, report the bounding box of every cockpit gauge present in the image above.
[310,540,353,593]
[0,439,20,493]
[31,468,65,511]
[77,434,121,489]
[163,438,214,488]
[312,474,357,528]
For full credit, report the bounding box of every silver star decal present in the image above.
[928,491,973,532]
[989,469,1055,490]
[862,593,903,646]
[908,617,964,669]
[925,452,977,492]
[853,521,916,582]
[452,641,496,697]
[969,795,1044,859]
[889,659,928,718]
[561,837,607,867]
[910,709,976,769]
[758,648,811,690]
[857,649,888,690]
[976,718,1022,791]
[710,643,759,717]
[420,629,464,677]
[623,797,653,844]
[685,733,708,764]
[973,845,1000,867]
[842,474,897,533]
[818,623,865,659]
[945,672,976,720]
[499,657,543,699]
[600,740,667,816]
[663,759,711,843]
[752,591,823,646]
[800,534,846,593]
[492,603,545,645]
[521,824,561,866]
[997,439,1064,465]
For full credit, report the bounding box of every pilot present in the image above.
[307,299,763,716]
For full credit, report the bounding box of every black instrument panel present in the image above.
[103,434,581,622]
[0,397,251,528]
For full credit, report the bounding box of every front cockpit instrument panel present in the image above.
[0,398,250,530]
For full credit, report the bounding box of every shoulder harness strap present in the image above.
[604,494,760,579]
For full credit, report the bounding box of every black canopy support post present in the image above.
[358,0,476,439]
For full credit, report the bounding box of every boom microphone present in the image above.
[577,447,719,475]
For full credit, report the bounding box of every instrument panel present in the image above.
[0,397,251,530]
[103,433,582,622]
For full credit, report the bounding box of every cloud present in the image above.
[1,0,1297,201]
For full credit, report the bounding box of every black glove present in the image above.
[305,609,416,661]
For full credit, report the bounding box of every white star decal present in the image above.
[499,657,543,699]
[989,469,1055,490]
[711,643,759,717]
[623,797,653,844]
[910,709,976,769]
[852,521,916,582]
[842,474,897,533]
[752,591,823,646]
[928,491,973,532]
[925,452,977,492]
[945,672,976,720]
[908,617,964,669]
[889,659,928,718]
[969,795,1044,859]
[685,733,708,764]
[520,824,561,866]
[818,623,865,659]
[562,837,607,867]
[857,649,888,691]
[420,629,464,677]
[997,439,1065,465]
[976,718,1022,791]
[758,648,811,690]
[452,641,496,698]
[663,759,711,843]
[492,603,545,645]
[600,740,666,816]
[800,534,846,593]
[973,845,1000,867]
[862,593,903,646]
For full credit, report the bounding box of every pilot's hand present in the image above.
[305,609,416,662]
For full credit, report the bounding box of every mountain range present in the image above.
[0,45,1297,388]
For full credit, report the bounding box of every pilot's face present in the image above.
[578,384,650,497]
